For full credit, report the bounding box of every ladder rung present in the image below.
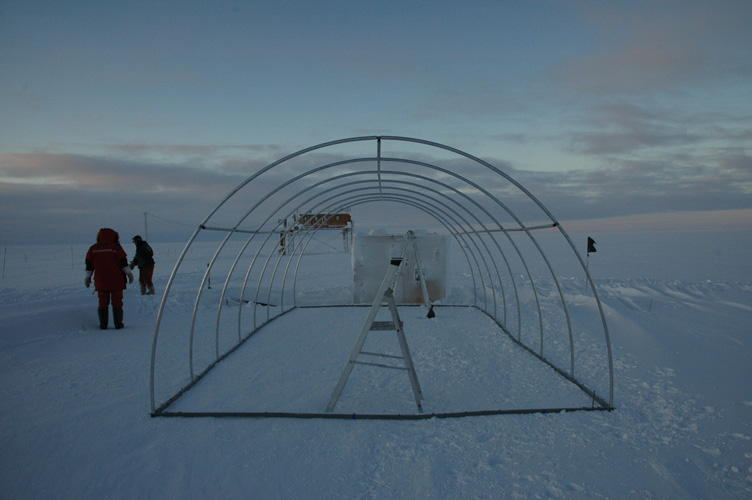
[360,351,404,360]
[370,320,403,331]
[353,360,408,371]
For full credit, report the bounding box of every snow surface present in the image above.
[1,228,751,498]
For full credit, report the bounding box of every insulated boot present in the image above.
[146,286,155,295]
[140,284,146,295]
[113,307,124,329]
[98,308,108,330]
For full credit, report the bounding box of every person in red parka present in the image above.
[84,228,135,329]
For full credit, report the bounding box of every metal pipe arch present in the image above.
[296,189,485,309]
[194,155,540,384]
[371,157,577,377]
[217,157,524,334]
[222,167,487,333]
[290,195,480,311]
[150,136,614,413]
[244,183,482,319]
[376,136,613,404]
[284,183,494,313]
[203,151,537,347]
[223,176,574,402]
[284,180,496,311]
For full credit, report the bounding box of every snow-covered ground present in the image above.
[1,228,751,498]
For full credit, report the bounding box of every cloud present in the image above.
[513,152,752,222]
[556,2,752,95]
[2,137,751,245]
[103,143,286,168]
[559,45,706,96]
[1,152,238,192]
[0,152,251,244]
[564,102,705,156]
[552,99,752,195]
[563,208,752,233]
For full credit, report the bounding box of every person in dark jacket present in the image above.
[85,228,134,329]
[129,235,156,295]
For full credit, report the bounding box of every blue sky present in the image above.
[1,0,751,244]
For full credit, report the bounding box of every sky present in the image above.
[1,0,751,244]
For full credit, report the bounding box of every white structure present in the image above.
[352,230,447,304]
[149,136,614,419]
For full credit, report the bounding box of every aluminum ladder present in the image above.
[325,257,424,413]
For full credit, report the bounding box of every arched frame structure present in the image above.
[150,136,614,419]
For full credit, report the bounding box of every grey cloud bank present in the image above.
[2,141,750,245]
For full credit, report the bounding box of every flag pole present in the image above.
[585,253,590,293]
[585,236,596,294]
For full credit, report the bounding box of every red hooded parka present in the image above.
[85,228,129,291]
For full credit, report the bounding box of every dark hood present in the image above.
[97,227,120,245]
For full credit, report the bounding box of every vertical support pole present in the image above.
[279,218,287,255]
[585,254,590,293]
[377,137,383,199]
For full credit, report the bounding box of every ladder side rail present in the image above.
[385,291,424,412]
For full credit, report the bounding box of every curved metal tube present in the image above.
[291,195,479,311]
[150,224,202,412]
[379,136,613,403]
[150,135,614,413]
[290,181,496,310]
[224,154,537,343]
[223,168,482,321]
[293,189,483,307]
[250,184,482,315]
[188,231,233,379]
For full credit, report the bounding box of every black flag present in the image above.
[587,237,597,255]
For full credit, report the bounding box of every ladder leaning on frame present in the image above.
[326,249,427,413]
